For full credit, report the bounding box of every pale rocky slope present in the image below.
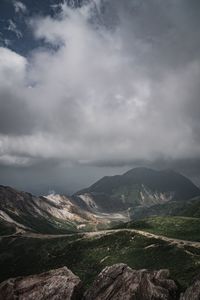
[0,186,127,235]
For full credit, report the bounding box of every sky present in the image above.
[0,0,200,195]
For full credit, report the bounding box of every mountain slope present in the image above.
[73,168,200,213]
[0,185,128,235]
[129,196,200,220]
[0,186,83,234]
[0,186,101,234]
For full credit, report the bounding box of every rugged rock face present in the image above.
[180,275,200,300]
[3,264,200,300]
[84,263,178,300]
[0,267,82,300]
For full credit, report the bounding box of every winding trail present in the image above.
[84,229,200,249]
[1,228,200,249]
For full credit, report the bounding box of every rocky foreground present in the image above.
[0,263,199,300]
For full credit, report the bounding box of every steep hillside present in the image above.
[73,168,200,213]
[0,186,83,234]
[0,186,128,235]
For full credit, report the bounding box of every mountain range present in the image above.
[0,167,200,235]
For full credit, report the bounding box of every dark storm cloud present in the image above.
[0,0,200,192]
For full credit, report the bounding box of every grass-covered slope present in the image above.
[0,231,200,291]
[130,197,200,220]
[118,216,200,242]
[176,197,200,218]
[0,219,16,235]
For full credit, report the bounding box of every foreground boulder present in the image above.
[84,263,178,300]
[0,264,181,299]
[180,275,200,300]
[0,267,82,300]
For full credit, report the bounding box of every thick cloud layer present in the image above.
[0,0,200,192]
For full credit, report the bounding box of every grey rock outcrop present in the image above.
[0,267,82,300]
[180,275,200,300]
[84,263,178,300]
[0,264,187,300]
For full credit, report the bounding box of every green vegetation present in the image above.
[130,197,200,220]
[119,216,200,241]
[177,197,200,218]
[111,184,141,206]
[0,220,16,235]
[0,230,199,291]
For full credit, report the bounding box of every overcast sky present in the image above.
[0,0,200,194]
